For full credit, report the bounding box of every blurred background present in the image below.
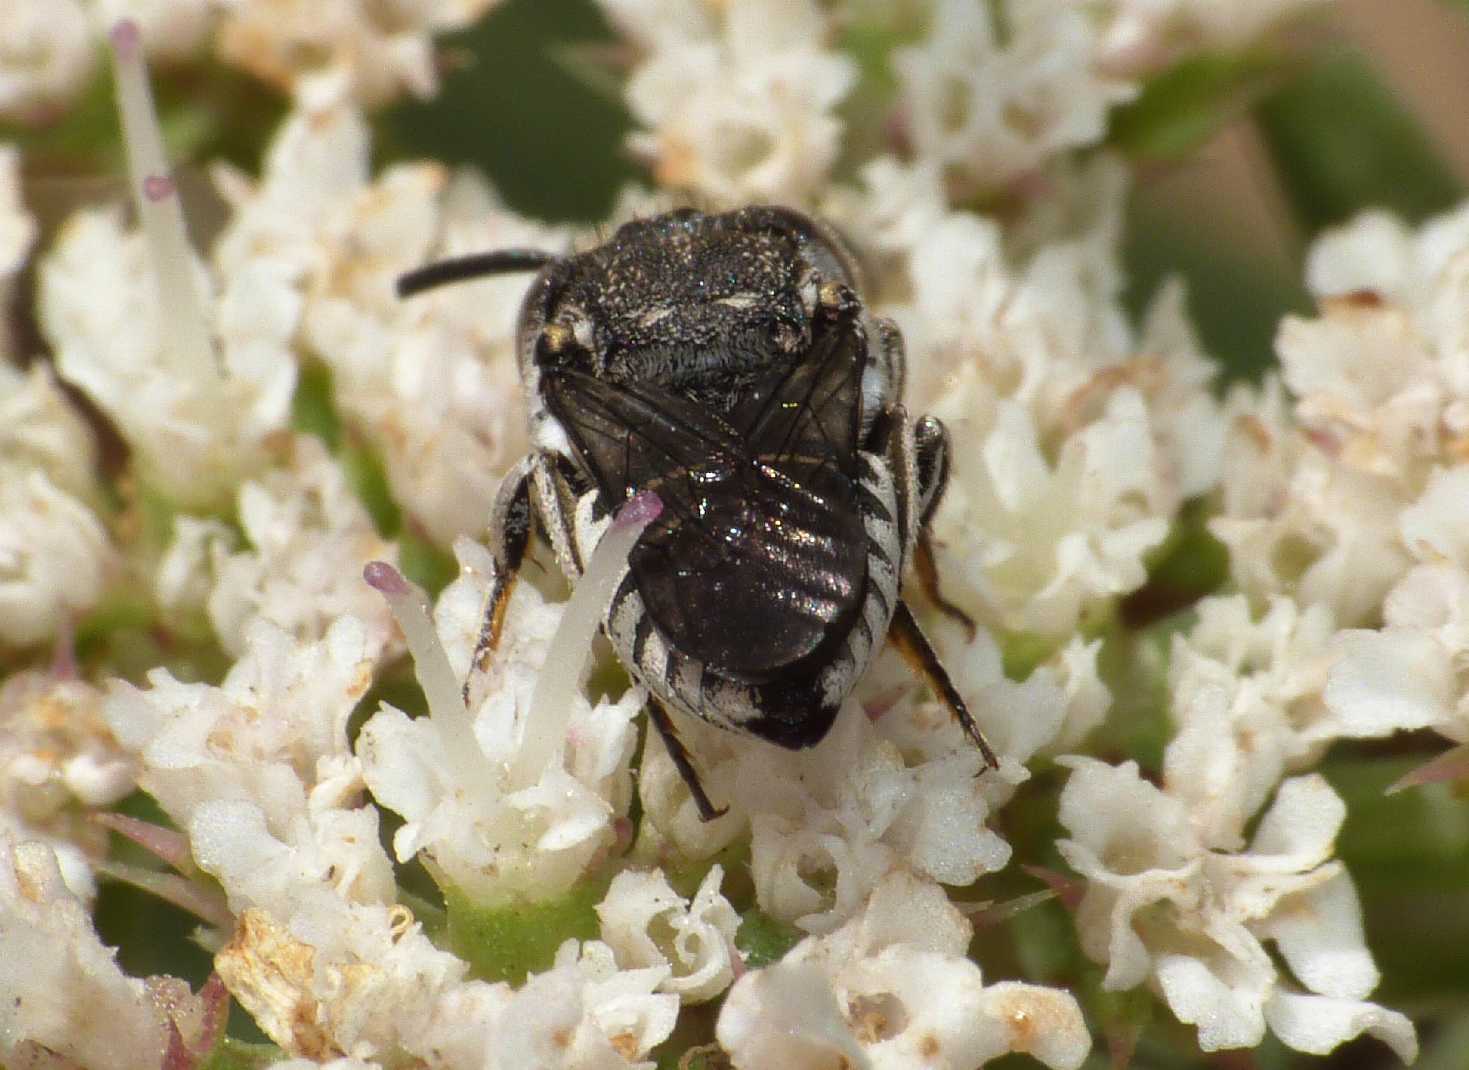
[5,2,1469,1066]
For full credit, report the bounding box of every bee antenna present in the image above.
[396,249,559,298]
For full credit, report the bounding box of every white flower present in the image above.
[0,670,133,900]
[929,391,1170,637]
[1164,595,1342,850]
[605,0,856,204]
[1211,376,1411,626]
[358,541,641,905]
[163,435,402,660]
[1047,635,1112,750]
[39,202,297,508]
[0,362,103,505]
[228,103,564,545]
[596,864,740,1003]
[0,146,37,355]
[0,0,94,123]
[827,164,1218,641]
[215,0,504,109]
[1057,758,1416,1059]
[1215,201,1469,623]
[717,868,1091,1070]
[893,0,1135,196]
[1321,466,1469,749]
[215,904,469,1061]
[411,939,678,1070]
[0,838,169,1070]
[103,615,377,833]
[0,469,118,647]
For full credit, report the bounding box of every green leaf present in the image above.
[1000,631,1062,682]
[379,0,636,221]
[1122,199,1311,383]
[1110,48,1293,162]
[290,359,342,451]
[1255,48,1465,233]
[1323,754,1469,1001]
[443,874,611,984]
[198,1037,283,1070]
[733,908,801,970]
[1119,502,1230,629]
[337,432,401,537]
[398,529,458,597]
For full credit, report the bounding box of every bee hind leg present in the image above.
[646,697,727,822]
[887,599,999,770]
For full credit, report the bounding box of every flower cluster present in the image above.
[0,0,1446,1067]
[0,0,504,123]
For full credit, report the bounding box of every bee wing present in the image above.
[542,314,868,682]
[731,309,865,479]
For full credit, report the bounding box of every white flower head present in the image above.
[40,85,298,508]
[0,0,95,123]
[596,864,740,1004]
[359,537,642,905]
[216,904,469,1061]
[103,615,377,834]
[274,117,564,544]
[1057,758,1416,1059]
[1165,594,1347,849]
[717,868,1091,1070]
[161,434,403,660]
[0,469,118,648]
[216,0,504,109]
[0,838,170,1070]
[408,939,677,1070]
[893,0,1136,197]
[0,670,134,901]
[0,361,103,505]
[929,391,1170,637]
[607,0,856,204]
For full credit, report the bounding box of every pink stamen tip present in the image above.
[363,560,410,595]
[109,19,141,56]
[615,489,663,529]
[142,174,175,202]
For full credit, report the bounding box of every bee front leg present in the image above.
[912,415,977,640]
[463,456,537,705]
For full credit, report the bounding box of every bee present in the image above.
[399,206,996,820]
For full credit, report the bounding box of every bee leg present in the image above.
[463,456,536,706]
[887,599,999,770]
[871,314,907,410]
[532,452,593,582]
[913,415,977,641]
[646,697,727,822]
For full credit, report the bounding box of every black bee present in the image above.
[399,206,996,819]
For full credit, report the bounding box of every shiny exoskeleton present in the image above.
[399,206,997,819]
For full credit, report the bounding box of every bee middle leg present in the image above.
[912,415,977,640]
